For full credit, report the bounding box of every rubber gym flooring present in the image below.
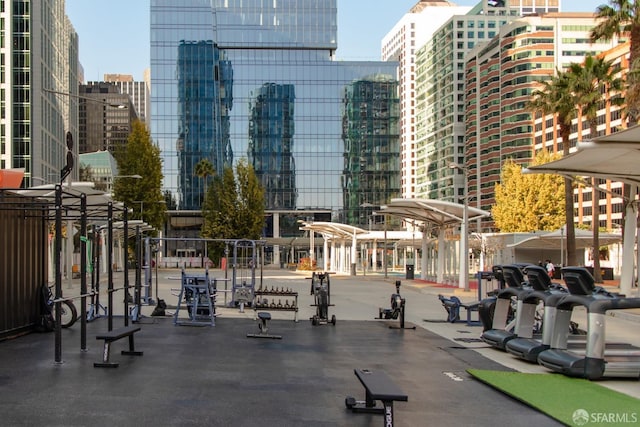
[0,316,561,426]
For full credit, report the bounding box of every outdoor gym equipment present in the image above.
[480,264,533,350]
[246,312,282,339]
[309,272,336,326]
[174,268,216,326]
[537,267,640,380]
[229,239,257,311]
[345,368,408,427]
[376,281,415,330]
[437,294,481,326]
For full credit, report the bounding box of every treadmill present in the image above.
[480,264,534,350]
[505,265,572,362]
[537,267,640,380]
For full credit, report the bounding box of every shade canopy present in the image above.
[379,198,490,227]
[15,182,123,217]
[508,227,622,250]
[298,221,367,239]
[524,125,640,186]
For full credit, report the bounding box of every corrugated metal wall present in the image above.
[0,194,48,339]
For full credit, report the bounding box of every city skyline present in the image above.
[66,0,606,82]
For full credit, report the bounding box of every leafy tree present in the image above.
[591,0,640,123]
[112,120,165,232]
[568,55,624,282]
[492,151,565,232]
[529,72,578,266]
[202,159,265,260]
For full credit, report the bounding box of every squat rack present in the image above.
[1,183,148,364]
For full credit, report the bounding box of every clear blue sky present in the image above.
[66,0,607,82]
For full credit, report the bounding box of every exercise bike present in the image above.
[309,272,336,326]
[376,280,415,330]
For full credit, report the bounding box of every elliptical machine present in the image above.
[309,272,336,326]
[376,280,416,330]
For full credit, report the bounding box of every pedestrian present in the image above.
[545,259,555,278]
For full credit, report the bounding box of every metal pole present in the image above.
[123,207,130,326]
[80,194,87,351]
[384,214,388,279]
[54,185,63,364]
[462,169,469,291]
[107,202,114,331]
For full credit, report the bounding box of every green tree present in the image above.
[194,158,216,206]
[591,0,640,122]
[113,120,165,231]
[202,160,265,260]
[568,55,624,282]
[529,72,579,266]
[492,151,565,232]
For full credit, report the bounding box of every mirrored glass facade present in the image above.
[151,0,400,229]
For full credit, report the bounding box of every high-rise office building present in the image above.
[151,0,400,259]
[0,0,79,187]
[78,82,138,154]
[464,13,620,231]
[102,73,151,128]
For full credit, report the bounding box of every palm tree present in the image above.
[567,55,624,282]
[529,71,578,267]
[194,158,216,206]
[591,0,640,123]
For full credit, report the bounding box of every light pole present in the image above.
[43,88,128,109]
[450,162,469,291]
[133,199,165,221]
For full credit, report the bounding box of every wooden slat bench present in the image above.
[94,326,143,368]
[345,368,408,427]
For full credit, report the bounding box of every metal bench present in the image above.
[345,368,408,427]
[94,326,143,368]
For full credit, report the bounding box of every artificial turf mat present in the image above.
[467,369,640,426]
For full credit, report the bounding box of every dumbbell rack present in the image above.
[253,286,299,322]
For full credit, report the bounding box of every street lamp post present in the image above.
[450,162,469,291]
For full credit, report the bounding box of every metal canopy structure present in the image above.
[298,221,367,274]
[16,182,123,217]
[507,227,622,250]
[380,198,490,226]
[524,125,640,296]
[379,198,491,284]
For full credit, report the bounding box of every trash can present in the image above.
[405,264,414,280]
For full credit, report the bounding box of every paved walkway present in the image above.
[0,268,638,426]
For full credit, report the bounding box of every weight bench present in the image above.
[437,294,481,326]
[247,312,282,339]
[94,325,143,368]
[345,369,408,427]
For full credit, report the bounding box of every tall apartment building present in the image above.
[536,42,629,232]
[413,1,560,214]
[101,73,151,127]
[382,0,471,200]
[0,0,79,187]
[464,13,621,231]
[78,82,138,154]
[150,0,400,258]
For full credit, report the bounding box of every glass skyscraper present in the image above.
[151,0,400,246]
